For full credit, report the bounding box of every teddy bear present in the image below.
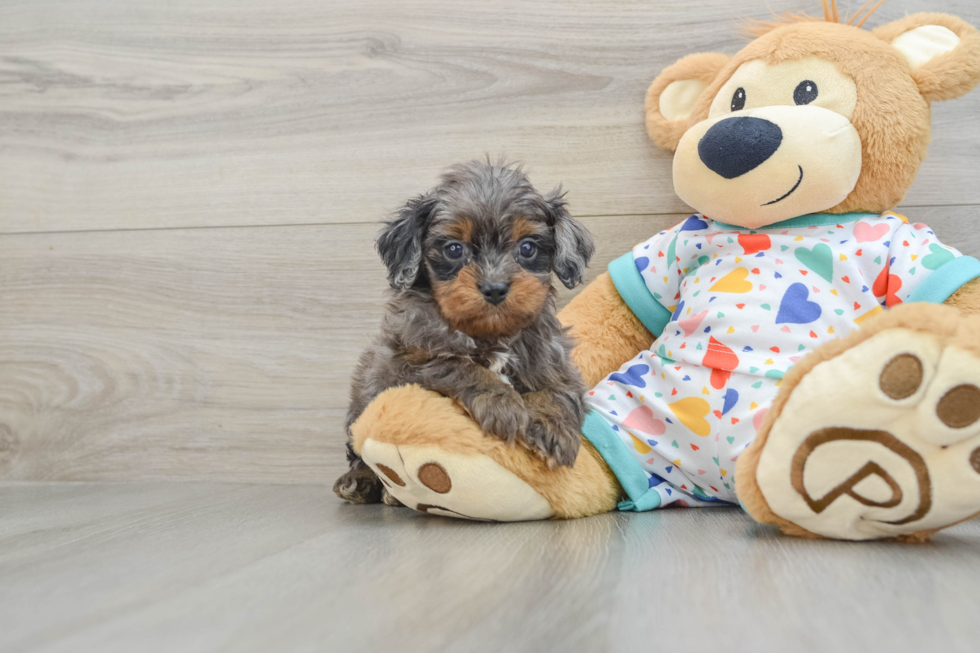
[347,4,980,541]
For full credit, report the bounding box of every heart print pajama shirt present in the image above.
[581,212,980,511]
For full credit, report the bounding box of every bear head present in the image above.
[646,6,980,228]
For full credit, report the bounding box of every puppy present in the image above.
[334,160,595,505]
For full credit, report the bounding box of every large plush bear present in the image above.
[349,6,980,541]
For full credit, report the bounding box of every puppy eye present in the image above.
[518,240,538,259]
[444,242,464,260]
[794,80,818,105]
[731,87,746,112]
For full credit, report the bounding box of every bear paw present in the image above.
[751,313,980,540]
[359,438,554,521]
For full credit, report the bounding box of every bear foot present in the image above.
[741,304,980,541]
[359,438,554,521]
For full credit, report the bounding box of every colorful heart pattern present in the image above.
[702,336,739,389]
[668,397,712,437]
[776,283,822,324]
[794,243,834,282]
[680,215,709,232]
[710,268,753,293]
[738,234,771,255]
[678,310,709,337]
[922,243,955,270]
[853,221,889,243]
[622,405,667,435]
[587,211,966,510]
[609,364,649,388]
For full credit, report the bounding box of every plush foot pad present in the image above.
[359,438,554,521]
[754,321,980,540]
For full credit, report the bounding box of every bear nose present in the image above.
[480,282,510,306]
[698,117,783,179]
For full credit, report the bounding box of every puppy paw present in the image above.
[523,410,582,467]
[382,488,404,507]
[468,387,529,444]
[333,464,384,504]
[749,312,980,541]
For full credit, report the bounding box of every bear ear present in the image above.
[645,52,729,152]
[873,13,980,103]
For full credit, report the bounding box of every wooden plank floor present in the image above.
[2,482,980,653]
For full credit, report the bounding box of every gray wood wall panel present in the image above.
[2,0,980,483]
[0,214,679,482]
[1,0,979,233]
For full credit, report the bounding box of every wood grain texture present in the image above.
[2,207,979,483]
[1,482,980,653]
[0,213,678,482]
[1,0,979,233]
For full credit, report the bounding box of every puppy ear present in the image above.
[873,14,980,102]
[376,193,438,290]
[646,52,730,151]
[546,187,594,289]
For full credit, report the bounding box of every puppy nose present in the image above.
[698,117,782,179]
[480,282,510,305]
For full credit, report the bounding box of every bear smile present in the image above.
[762,165,804,206]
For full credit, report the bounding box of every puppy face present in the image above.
[377,161,595,338]
[426,213,554,337]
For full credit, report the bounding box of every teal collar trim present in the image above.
[711,212,880,231]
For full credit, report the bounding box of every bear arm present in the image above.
[559,272,655,387]
[943,276,980,315]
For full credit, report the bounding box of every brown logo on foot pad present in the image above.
[791,428,932,526]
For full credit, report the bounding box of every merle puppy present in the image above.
[334,160,595,505]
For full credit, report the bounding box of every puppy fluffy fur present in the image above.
[334,160,595,505]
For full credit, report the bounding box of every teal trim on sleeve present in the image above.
[608,252,672,338]
[581,411,662,512]
[711,212,878,231]
[908,256,980,304]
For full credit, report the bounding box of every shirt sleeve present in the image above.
[607,217,691,337]
[876,221,980,306]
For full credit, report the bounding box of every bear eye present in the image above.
[444,242,464,260]
[731,87,746,112]
[794,80,818,105]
